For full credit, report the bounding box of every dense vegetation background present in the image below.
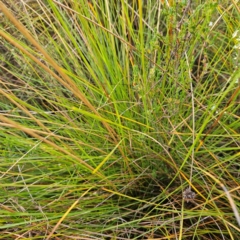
[0,0,239,239]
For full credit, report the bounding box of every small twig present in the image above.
[185,52,195,187]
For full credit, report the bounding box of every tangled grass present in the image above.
[0,0,239,239]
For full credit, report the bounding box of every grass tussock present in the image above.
[0,0,239,239]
